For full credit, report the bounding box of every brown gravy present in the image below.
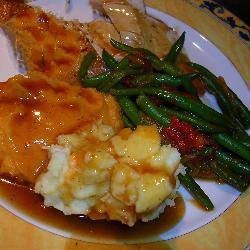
[0,175,185,243]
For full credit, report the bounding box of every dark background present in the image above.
[214,0,250,25]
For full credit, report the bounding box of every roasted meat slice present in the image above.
[89,0,173,58]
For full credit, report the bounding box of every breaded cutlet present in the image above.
[1,2,97,85]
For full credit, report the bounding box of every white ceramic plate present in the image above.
[0,0,249,244]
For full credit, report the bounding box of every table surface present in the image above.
[0,0,249,249]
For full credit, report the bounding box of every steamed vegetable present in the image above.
[136,94,170,126]
[110,87,228,126]
[189,62,250,129]
[178,170,214,211]
[118,96,141,126]
[164,32,185,63]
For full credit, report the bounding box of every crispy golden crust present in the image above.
[2,4,94,85]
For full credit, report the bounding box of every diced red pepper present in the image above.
[161,116,209,154]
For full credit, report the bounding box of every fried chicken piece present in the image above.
[0,73,122,183]
[1,3,94,84]
[35,125,183,226]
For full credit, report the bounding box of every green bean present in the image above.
[110,39,135,53]
[189,62,250,128]
[200,75,246,132]
[118,96,141,126]
[239,140,250,148]
[110,39,160,64]
[154,60,183,76]
[188,62,218,81]
[116,56,132,70]
[102,49,117,69]
[110,88,144,96]
[215,149,250,176]
[136,94,170,126]
[178,171,214,211]
[230,92,250,128]
[233,130,250,145]
[210,162,249,192]
[237,139,250,148]
[120,55,146,70]
[181,76,197,95]
[84,71,111,87]
[173,73,198,84]
[230,117,249,136]
[147,89,228,126]
[122,114,134,128]
[98,69,138,92]
[132,73,197,88]
[214,133,250,162]
[102,47,142,70]
[207,84,249,134]
[110,87,228,126]
[84,56,138,87]
[79,51,97,82]
[80,50,137,87]
[200,75,231,111]
[132,74,158,86]
[164,32,185,63]
[110,39,182,76]
[132,48,182,76]
[160,107,227,133]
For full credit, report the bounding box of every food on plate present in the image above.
[35,125,183,226]
[91,0,146,14]
[86,19,122,56]
[0,0,187,228]
[79,33,250,209]
[0,0,249,232]
[0,73,122,183]
[89,0,174,58]
[1,4,94,85]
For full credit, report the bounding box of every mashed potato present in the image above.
[35,122,183,226]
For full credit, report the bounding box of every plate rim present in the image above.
[184,0,250,47]
[0,0,249,246]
